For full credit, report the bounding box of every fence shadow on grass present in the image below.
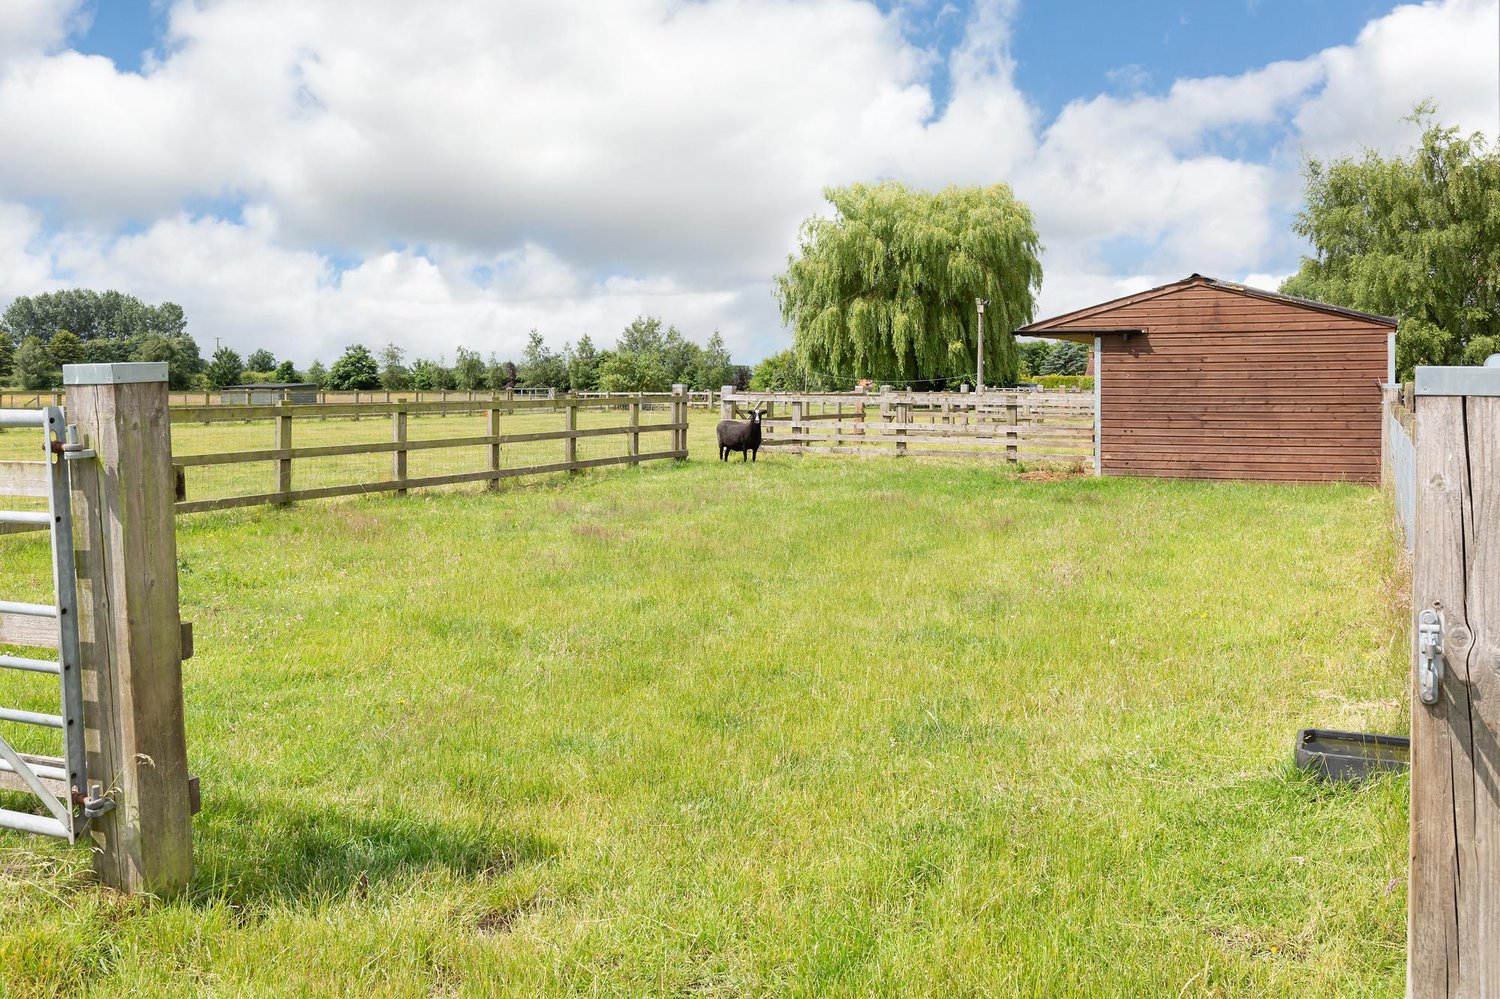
[185,790,558,910]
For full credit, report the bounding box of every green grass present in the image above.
[0,446,1408,996]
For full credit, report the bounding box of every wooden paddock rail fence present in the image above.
[169,388,689,514]
[720,387,1097,466]
[1,387,724,410]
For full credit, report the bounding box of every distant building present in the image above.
[220,383,320,405]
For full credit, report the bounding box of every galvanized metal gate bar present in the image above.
[0,406,92,841]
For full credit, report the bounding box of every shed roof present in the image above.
[1017,274,1397,336]
[224,382,319,390]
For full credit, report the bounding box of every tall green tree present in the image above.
[1018,340,1052,379]
[597,349,670,392]
[694,332,734,390]
[1041,340,1087,375]
[378,344,411,390]
[453,347,487,390]
[47,330,84,369]
[777,182,1042,385]
[328,344,381,390]
[517,330,570,390]
[568,335,601,391]
[273,359,298,382]
[1282,105,1500,378]
[0,335,12,383]
[131,334,204,390]
[305,360,329,388]
[205,347,245,389]
[13,336,55,389]
[750,349,811,392]
[246,348,276,372]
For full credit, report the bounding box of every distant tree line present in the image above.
[0,293,745,397]
[0,290,202,390]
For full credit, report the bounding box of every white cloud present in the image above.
[0,0,1492,363]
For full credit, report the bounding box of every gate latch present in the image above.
[1419,609,1445,706]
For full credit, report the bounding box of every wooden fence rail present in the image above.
[2,390,688,528]
[719,388,1096,465]
[170,389,688,515]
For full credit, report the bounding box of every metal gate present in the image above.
[0,407,105,841]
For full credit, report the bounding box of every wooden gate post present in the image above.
[1409,361,1500,995]
[62,362,193,897]
[721,385,735,422]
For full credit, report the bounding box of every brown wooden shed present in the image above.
[1017,274,1396,483]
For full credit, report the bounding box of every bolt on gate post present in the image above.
[63,362,193,896]
[1408,360,1500,996]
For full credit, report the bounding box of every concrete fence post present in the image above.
[62,362,193,897]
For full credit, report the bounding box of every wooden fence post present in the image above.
[897,399,910,456]
[628,399,641,459]
[62,362,193,896]
[721,385,736,422]
[565,394,578,471]
[1408,361,1500,996]
[1381,384,1399,488]
[487,407,501,490]
[671,384,687,457]
[1006,396,1019,462]
[275,400,293,503]
[392,403,408,495]
[791,399,804,454]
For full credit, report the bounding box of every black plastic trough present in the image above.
[1295,728,1410,782]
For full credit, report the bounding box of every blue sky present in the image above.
[0,0,1492,364]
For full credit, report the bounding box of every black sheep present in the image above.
[717,409,764,462]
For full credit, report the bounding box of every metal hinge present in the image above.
[60,425,94,461]
[82,781,114,821]
[1418,608,1445,706]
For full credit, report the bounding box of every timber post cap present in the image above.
[62,362,168,386]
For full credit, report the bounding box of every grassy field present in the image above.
[0,437,1408,996]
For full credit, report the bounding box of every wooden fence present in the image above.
[0,387,718,409]
[719,389,1096,465]
[169,390,688,515]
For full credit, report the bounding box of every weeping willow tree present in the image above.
[775,182,1042,386]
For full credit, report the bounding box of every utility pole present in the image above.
[975,298,989,394]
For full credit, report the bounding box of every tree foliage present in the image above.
[205,347,245,389]
[568,335,601,392]
[14,336,55,389]
[246,349,276,372]
[328,344,380,390]
[1040,340,1087,376]
[378,344,411,390]
[518,330,570,390]
[1,289,186,342]
[1282,106,1500,378]
[777,182,1042,385]
[453,347,487,390]
[131,334,204,389]
[273,360,298,382]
